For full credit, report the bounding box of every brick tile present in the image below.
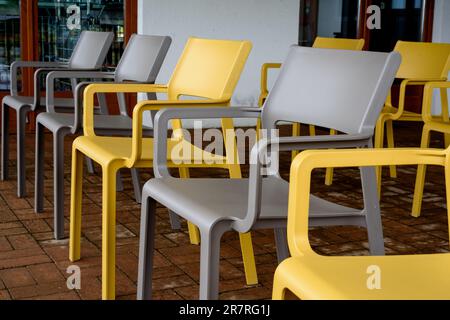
[0,289,11,300]
[7,234,39,250]
[0,125,448,300]
[0,236,12,252]
[28,263,65,283]
[0,268,36,288]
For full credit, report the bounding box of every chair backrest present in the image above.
[68,31,114,69]
[114,34,171,115]
[313,37,365,50]
[261,46,401,135]
[115,34,172,83]
[394,41,450,80]
[167,37,252,100]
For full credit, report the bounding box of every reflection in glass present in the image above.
[0,0,20,91]
[38,0,124,66]
[299,0,360,47]
[369,0,424,52]
[317,0,359,38]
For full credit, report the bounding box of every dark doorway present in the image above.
[369,0,425,52]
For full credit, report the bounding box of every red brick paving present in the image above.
[0,123,448,300]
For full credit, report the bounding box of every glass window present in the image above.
[0,0,20,91]
[392,0,407,9]
[299,0,360,47]
[369,0,424,52]
[317,0,359,39]
[38,0,124,66]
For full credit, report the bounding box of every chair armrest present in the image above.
[46,71,115,114]
[82,83,169,137]
[387,78,448,117]
[10,61,67,96]
[32,68,107,111]
[259,62,282,106]
[150,106,262,176]
[422,82,450,124]
[287,147,448,257]
[233,133,374,233]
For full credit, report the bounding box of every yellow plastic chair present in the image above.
[69,37,258,299]
[375,41,450,194]
[258,37,365,185]
[412,82,450,217]
[273,84,450,300]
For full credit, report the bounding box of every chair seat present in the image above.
[36,112,153,135]
[73,136,228,167]
[142,177,358,227]
[277,253,450,300]
[2,95,73,111]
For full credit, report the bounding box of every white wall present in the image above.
[138,0,299,127]
[431,0,450,114]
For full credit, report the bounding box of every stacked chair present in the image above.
[33,34,172,239]
[68,37,258,299]
[136,46,401,300]
[375,41,450,193]
[273,81,450,300]
[1,31,114,197]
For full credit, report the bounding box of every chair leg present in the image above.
[274,228,290,263]
[227,163,258,286]
[131,168,142,204]
[53,128,70,240]
[199,224,227,300]
[374,116,386,197]
[360,166,385,255]
[272,267,288,300]
[101,162,119,300]
[179,167,200,244]
[16,106,29,198]
[34,121,45,213]
[116,170,124,192]
[69,148,84,262]
[386,120,397,178]
[324,129,336,186]
[411,126,431,218]
[440,88,450,147]
[85,158,95,174]
[291,123,300,160]
[136,194,157,300]
[239,232,258,285]
[443,154,450,235]
[1,102,10,181]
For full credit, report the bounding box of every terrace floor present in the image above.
[0,123,448,300]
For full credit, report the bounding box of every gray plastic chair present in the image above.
[136,46,402,300]
[1,31,114,198]
[34,34,172,240]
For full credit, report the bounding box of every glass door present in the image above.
[369,0,426,52]
[0,0,136,131]
[37,0,126,90]
[299,0,362,46]
[0,0,20,92]
[37,0,125,66]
